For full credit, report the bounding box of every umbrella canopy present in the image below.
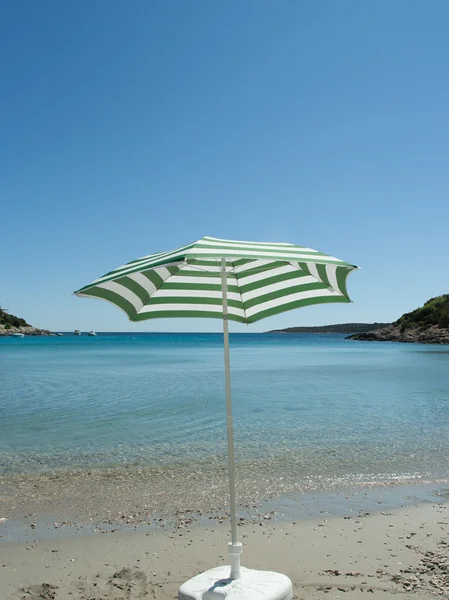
[75,236,357,322]
[75,236,358,580]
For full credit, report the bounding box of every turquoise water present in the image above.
[1,333,449,488]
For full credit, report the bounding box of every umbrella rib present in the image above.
[289,261,343,295]
[130,265,182,320]
[187,259,249,324]
[185,263,280,276]
[233,269,249,325]
[183,261,239,275]
[219,259,248,325]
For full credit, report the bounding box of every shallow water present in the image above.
[1,333,449,490]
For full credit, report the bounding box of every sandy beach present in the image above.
[1,497,448,600]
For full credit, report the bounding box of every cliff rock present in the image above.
[347,295,449,344]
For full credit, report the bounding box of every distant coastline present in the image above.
[268,323,390,334]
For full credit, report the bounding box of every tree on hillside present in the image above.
[0,308,29,329]
[396,295,449,330]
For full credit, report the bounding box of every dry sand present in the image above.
[1,501,448,600]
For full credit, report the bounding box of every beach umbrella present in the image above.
[75,236,358,596]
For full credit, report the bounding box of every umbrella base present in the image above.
[178,565,293,600]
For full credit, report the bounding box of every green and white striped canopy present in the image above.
[75,236,358,324]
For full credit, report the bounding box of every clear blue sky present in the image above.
[1,1,448,332]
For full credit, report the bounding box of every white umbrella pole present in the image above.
[221,257,242,580]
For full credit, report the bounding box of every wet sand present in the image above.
[1,501,448,599]
[2,460,448,527]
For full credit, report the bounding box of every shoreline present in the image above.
[1,474,448,543]
[2,456,449,526]
[1,497,448,599]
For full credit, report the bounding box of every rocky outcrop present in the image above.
[0,307,54,336]
[0,324,53,336]
[348,295,449,345]
[347,324,449,344]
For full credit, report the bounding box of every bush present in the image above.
[394,295,449,330]
[438,306,449,329]
[0,309,29,328]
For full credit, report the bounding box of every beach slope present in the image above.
[1,501,448,600]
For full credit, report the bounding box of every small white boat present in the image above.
[74,329,81,335]
[12,333,25,338]
[88,330,97,336]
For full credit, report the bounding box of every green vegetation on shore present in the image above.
[396,295,449,331]
[347,295,449,344]
[0,308,30,330]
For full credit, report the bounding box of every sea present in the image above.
[1,333,449,491]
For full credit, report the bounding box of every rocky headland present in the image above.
[0,308,53,336]
[348,295,449,344]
